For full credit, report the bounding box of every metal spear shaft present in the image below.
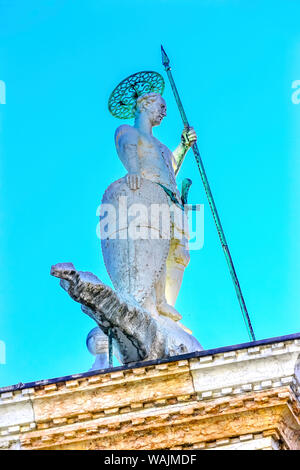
[161,45,256,341]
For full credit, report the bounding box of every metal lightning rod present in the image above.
[161,45,256,341]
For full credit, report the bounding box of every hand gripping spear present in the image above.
[161,45,256,341]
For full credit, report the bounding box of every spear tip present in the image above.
[161,44,170,68]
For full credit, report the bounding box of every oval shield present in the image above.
[100,177,171,305]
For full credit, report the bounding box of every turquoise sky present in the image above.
[0,0,299,387]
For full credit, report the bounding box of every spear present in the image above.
[161,45,256,341]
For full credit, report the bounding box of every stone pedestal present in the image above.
[0,333,299,450]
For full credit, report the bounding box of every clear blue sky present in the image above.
[0,0,299,387]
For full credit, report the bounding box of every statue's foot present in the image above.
[157,302,182,322]
[142,296,160,321]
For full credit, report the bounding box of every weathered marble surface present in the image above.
[50,263,202,364]
[112,93,196,324]
[50,92,201,365]
[101,177,171,308]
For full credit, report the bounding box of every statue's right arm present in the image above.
[115,125,141,190]
[172,127,197,175]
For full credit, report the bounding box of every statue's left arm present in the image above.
[172,127,197,174]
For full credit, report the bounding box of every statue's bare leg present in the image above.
[165,237,190,306]
[155,263,182,321]
[155,235,189,323]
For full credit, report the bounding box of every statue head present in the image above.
[134,92,167,127]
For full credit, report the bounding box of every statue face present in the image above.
[146,95,167,127]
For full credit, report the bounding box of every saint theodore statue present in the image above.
[51,72,202,365]
[111,91,196,322]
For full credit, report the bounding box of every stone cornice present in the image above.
[1,332,299,394]
[1,333,299,450]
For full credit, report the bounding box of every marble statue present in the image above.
[110,92,195,321]
[51,72,203,367]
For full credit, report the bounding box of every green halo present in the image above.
[108,71,165,119]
